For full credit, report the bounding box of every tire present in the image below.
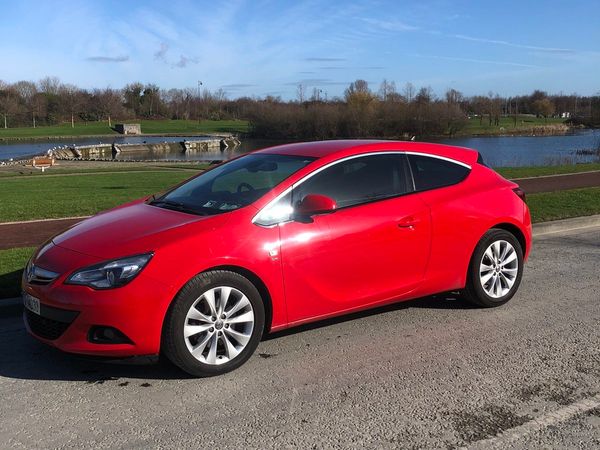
[162,270,265,377]
[462,228,524,308]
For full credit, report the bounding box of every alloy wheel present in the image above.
[183,286,255,365]
[479,240,519,299]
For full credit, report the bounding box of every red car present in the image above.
[22,140,531,377]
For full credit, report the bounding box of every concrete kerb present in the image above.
[532,213,600,236]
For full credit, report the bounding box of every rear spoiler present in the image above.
[476,152,489,167]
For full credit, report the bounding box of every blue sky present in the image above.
[1,0,599,99]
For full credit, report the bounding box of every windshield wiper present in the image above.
[150,199,207,216]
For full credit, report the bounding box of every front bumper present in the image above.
[23,245,175,358]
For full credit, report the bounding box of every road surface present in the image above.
[0,226,599,449]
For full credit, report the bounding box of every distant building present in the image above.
[115,123,142,135]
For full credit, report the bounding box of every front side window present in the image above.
[293,154,411,209]
[254,154,412,226]
[408,154,470,191]
[151,154,315,216]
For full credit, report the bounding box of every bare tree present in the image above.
[378,79,397,101]
[296,84,306,103]
[13,80,38,127]
[38,76,61,95]
[123,82,144,117]
[344,79,370,99]
[93,88,124,126]
[0,82,19,128]
[403,82,415,103]
[60,84,83,128]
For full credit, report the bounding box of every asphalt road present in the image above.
[0,226,599,449]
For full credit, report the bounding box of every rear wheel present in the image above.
[162,270,265,377]
[462,229,524,307]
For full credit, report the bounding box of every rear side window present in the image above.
[408,155,470,191]
[293,154,412,209]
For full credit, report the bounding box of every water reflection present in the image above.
[1,130,599,167]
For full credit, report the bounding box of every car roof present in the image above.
[254,140,479,165]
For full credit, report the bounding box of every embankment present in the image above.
[49,136,241,160]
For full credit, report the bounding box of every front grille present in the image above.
[25,309,73,340]
[26,262,59,286]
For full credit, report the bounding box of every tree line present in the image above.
[1,77,599,138]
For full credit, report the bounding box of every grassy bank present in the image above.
[1,161,599,222]
[460,116,567,136]
[496,162,600,179]
[528,187,600,222]
[0,116,571,140]
[0,185,599,299]
[0,161,210,178]
[0,119,250,140]
[0,247,35,298]
[0,170,194,222]
[1,186,599,299]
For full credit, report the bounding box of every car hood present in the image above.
[52,201,229,259]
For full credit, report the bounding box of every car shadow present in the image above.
[0,293,474,382]
[0,269,23,299]
[265,292,475,340]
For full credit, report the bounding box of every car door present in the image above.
[275,153,431,324]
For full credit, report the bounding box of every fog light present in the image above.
[88,326,133,344]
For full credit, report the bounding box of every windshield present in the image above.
[150,153,315,216]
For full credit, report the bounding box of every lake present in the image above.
[1,129,599,167]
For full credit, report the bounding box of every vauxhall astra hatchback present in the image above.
[23,140,531,377]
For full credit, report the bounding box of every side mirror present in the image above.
[295,194,336,217]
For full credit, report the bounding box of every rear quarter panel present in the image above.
[413,165,528,297]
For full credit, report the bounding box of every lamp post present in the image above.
[197,81,203,125]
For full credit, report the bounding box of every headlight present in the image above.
[65,253,153,289]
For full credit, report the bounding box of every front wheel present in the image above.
[162,270,265,377]
[462,229,524,307]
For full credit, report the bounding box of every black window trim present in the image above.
[406,152,472,193]
[253,151,471,226]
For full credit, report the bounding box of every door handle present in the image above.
[397,216,420,229]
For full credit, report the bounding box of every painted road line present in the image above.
[465,393,600,449]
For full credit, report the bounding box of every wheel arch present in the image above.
[204,265,274,335]
[461,221,527,289]
[490,222,527,254]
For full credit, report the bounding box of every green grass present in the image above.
[496,162,600,179]
[1,187,599,299]
[528,187,600,223]
[0,247,35,299]
[461,115,566,136]
[0,119,250,139]
[1,162,599,222]
[0,171,194,222]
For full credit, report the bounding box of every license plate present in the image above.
[23,293,41,315]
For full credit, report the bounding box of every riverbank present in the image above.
[454,117,571,137]
[0,119,250,141]
[0,117,581,142]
